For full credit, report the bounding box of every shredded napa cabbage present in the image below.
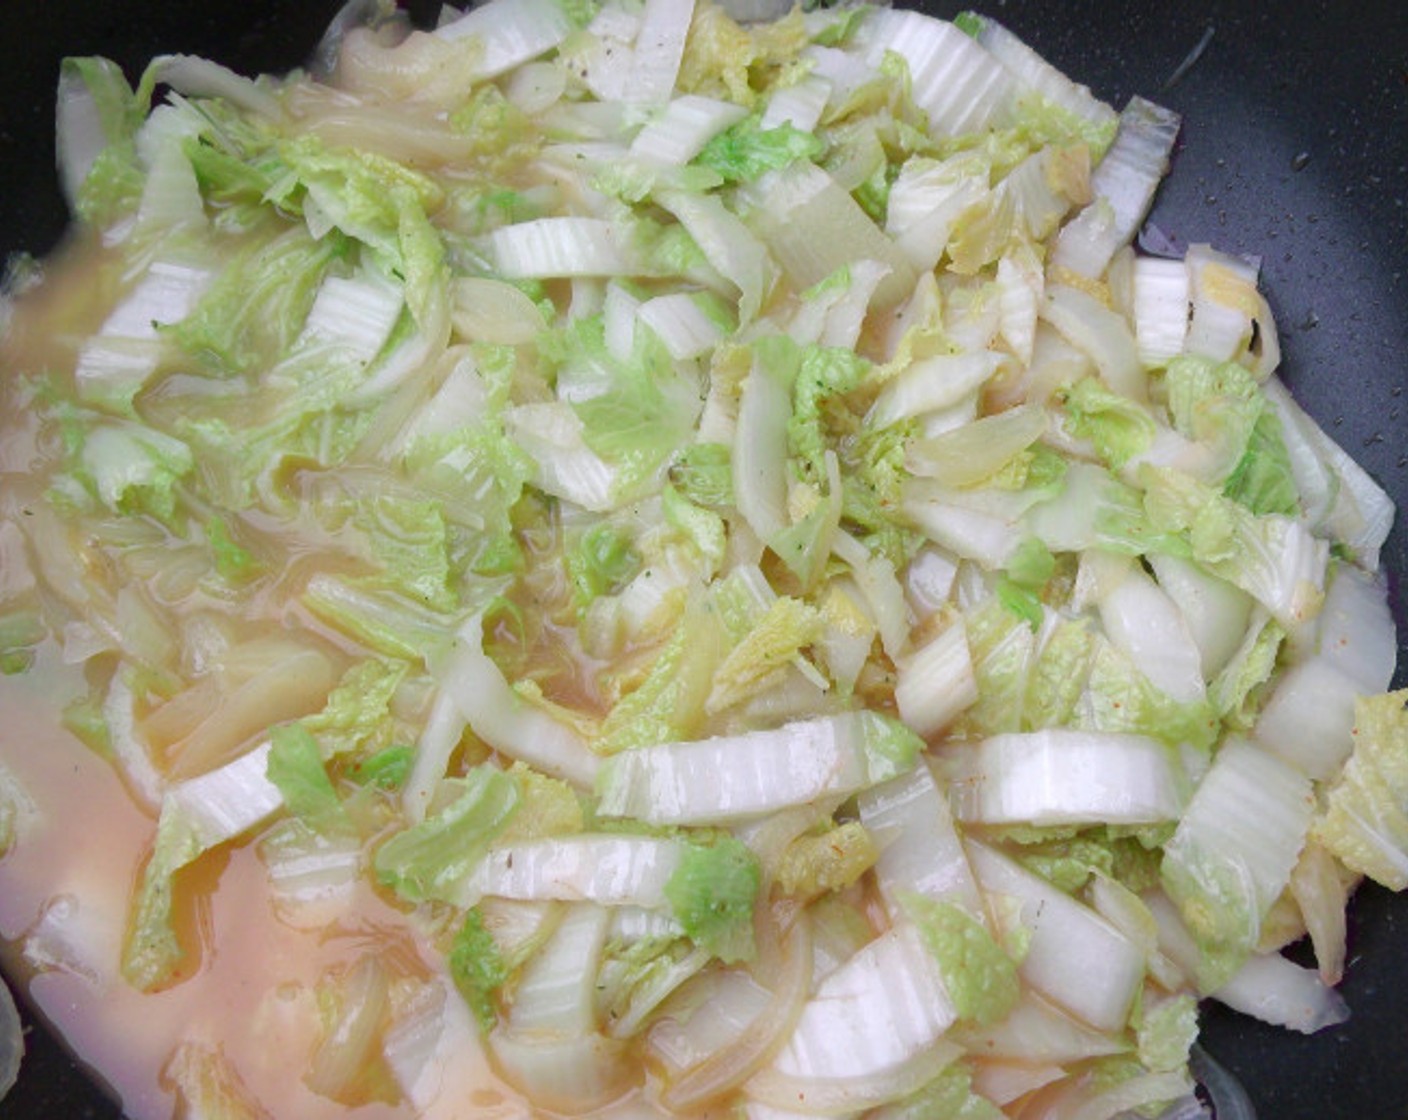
[0,2,1402,1117]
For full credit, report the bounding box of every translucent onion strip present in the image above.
[662,915,814,1112]
[304,954,393,1104]
[450,277,546,345]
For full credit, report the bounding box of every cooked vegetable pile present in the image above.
[0,1,1404,1117]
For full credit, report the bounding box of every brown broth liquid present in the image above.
[1,656,421,1118]
[0,239,533,1118]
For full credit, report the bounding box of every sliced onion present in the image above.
[906,403,1048,489]
[450,277,547,345]
[304,955,392,1104]
[661,914,814,1112]
[164,648,337,779]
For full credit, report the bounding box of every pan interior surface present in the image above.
[0,2,1404,1118]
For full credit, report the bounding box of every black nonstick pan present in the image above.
[1,1,1405,1117]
